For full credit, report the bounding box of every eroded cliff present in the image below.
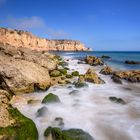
[0,27,89,51]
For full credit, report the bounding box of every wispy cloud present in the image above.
[3,16,46,30]
[0,16,70,39]
[0,0,6,5]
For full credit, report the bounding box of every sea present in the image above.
[11,51,140,140]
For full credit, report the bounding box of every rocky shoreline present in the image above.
[0,43,140,139]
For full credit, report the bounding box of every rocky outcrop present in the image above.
[100,66,113,75]
[85,56,104,66]
[0,44,58,94]
[113,70,140,83]
[0,27,89,51]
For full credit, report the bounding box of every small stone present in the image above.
[109,97,126,104]
[72,71,79,76]
[36,106,48,117]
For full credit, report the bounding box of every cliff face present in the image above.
[0,28,89,51]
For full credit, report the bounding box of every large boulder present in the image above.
[44,127,94,140]
[85,56,104,66]
[84,69,105,84]
[100,66,113,75]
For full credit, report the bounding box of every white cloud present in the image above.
[1,16,70,39]
[4,16,46,30]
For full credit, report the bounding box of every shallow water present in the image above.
[11,58,140,140]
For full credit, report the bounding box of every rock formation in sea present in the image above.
[0,27,89,51]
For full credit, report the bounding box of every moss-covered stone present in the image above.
[42,93,60,104]
[72,71,79,76]
[109,97,126,104]
[0,107,38,140]
[44,127,94,140]
[74,77,88,88]
[58,61,68,67]
[66,74,73,79]
[50,70,62,77]
[59,69,67,75]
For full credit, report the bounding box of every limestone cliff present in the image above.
[0,27,89,51]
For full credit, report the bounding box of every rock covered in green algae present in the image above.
[50,70,62,77]
[44,126,94,140]
[74,76,88,88]
[36,106,48,117]
[66,74,73,79]
[59,69,67,75]
[72,71,79,76]
[109,97,126,104]
[42,93,60,103]
[0,107,38,140]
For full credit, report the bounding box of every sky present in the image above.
[0,0,140,51]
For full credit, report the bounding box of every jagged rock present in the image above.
[125,60,140,64]
[74,76,88,88]
[109,97,126,104]
[111,75,122,84]
[84,69,105,84]
[0,28,89,51]
[85,56,104,66]
[44,127,94,140]
[42,93,60,104]
[113,70,140,83]
[100,66,113,75]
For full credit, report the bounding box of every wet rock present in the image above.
[84,68,105,84]
[111,75,122,84]
[66,74,73,78]
[72,71,79,76]
[100,66,113,75]
[36,106,48,117]
[53,117,64,127]
[109,97,126,104]
[74,76,88,88]
[69,90,79,95]
[50,70,62,77]
[85,55,104,66]
[58,61,68,67]
[59,69,67,75]
[27,99,40,105]
[101,55,111,59]
[44,127,94,140]
[125,60,140,64]
[113,70,140,83]
[42,93,60,104]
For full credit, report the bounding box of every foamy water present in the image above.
[11,57,140,140]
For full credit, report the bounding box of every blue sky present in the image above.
[0,0,140,51]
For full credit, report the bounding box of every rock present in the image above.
[72,71,79,76]
[69,90,79,95]
[44,127,94,140]
[113,70,140,83]
[42,93,60,104]
[84,69,105,84]
[85,56,104,66]
[50,70,62,77]
[59,69,67,75]
[111,75,122,84]
[36,106,48,117]
[101,55,111,59]
[27,99,40,105]
[109,97,126,104]
[0,107,38,140]
[125,60,140,64]
[74,76,88,88]
[100,66,113,75]
[66,74,73,78]
[53,117,64,127]
[0,28,89,51]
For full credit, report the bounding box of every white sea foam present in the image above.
[11,57,140,140]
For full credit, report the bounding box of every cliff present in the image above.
[0,27,89,51]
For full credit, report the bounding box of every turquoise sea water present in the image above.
[52,51,140,70]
